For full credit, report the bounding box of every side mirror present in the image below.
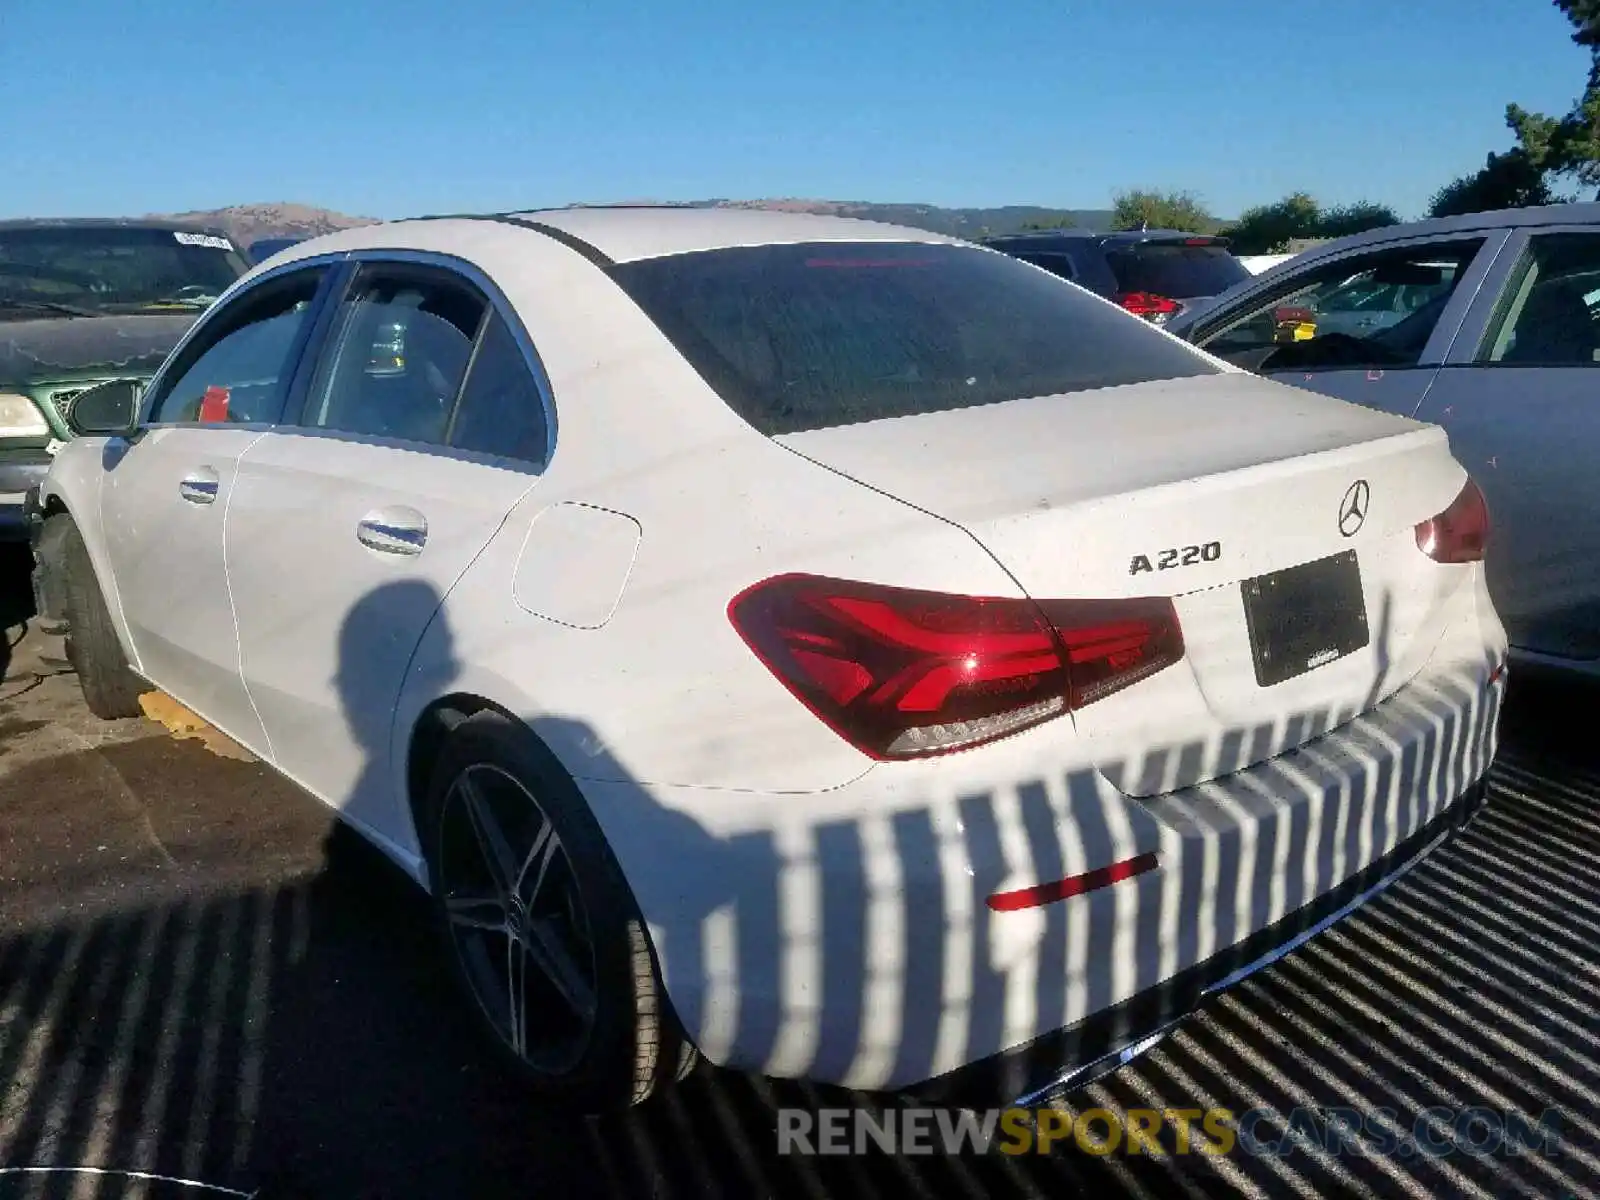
[67,379,142,438]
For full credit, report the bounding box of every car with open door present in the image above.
[29,209,1506,1114]
[1168,202,1600,679]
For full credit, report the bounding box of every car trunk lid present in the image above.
[776,373,1469,794]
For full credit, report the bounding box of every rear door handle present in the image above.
[179,468,220,505]
[357,506,428,556]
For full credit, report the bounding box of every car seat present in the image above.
[1501,279,1598,365]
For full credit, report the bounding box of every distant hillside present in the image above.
[154,202,377,248]
[154,199,1117,246]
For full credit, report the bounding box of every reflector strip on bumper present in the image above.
[987,853,1159,912]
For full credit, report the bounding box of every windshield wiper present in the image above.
[0,298,102,318]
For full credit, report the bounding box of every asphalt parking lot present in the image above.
[0,543,1597,1200]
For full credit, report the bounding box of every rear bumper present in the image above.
[909,771,1492,1108]
[589,647,1506,1094]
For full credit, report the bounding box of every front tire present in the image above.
[422,711,695,1113]
[45,514,144,720]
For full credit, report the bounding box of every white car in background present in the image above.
[1237,253,1297,275]
[29,209,1506,1113]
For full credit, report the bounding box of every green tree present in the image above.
[1222,192,1321,255]
[1428,146,1556,217]
[1220,194,1400,253]
[1110,189,1213,233]
[1318,201,1401,237]
[1429,3,1600,216]
[1019,216,1076,231]
[1525,1,1600,185]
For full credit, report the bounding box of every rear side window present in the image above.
[1480,232,1600,365]
[1104,242,1250,299]
[447,310,550,462]
[609,242,1219,435]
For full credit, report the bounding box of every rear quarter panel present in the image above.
[379,223,1037,861]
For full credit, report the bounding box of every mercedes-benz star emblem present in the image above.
[1339,479,1371,537]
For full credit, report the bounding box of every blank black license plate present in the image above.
[1241,551,1369,688]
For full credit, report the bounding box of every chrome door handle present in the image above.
[179,469,220,505]
[357,508,428,556]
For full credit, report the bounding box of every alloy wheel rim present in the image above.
[438,762,598,1073]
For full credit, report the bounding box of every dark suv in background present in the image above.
[246,236,304,264]
[0,218,249,538]
[982,229,1249,325]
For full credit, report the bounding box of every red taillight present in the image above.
[727,575,1184,759]
[1116,291,1181,319]
[1273,305,1314,324]
[1415,478,1489,563]
[1115,292,1182,322]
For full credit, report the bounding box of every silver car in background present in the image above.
[1169,202,1600,678]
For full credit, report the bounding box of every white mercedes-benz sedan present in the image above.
[27,208,1507,1113]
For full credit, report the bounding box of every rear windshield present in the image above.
[609,242,1219,435]
[1105,241,1250,299]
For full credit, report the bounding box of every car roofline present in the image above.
[297,206,970,266]
[1280,200,1600,266]
[398,211,618,267]
[389,207,966,269]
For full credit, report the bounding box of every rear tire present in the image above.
[48,514,144,720]
[422,710,696,1113]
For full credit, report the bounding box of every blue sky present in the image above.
[3,0,1591,222]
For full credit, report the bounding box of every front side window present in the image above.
[609,241,1219,436]
[0,225,248,318]
[1198,240,1483,373]
[1480,233,1600,366]
[303,265,486,444]
[147,268,326,425]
